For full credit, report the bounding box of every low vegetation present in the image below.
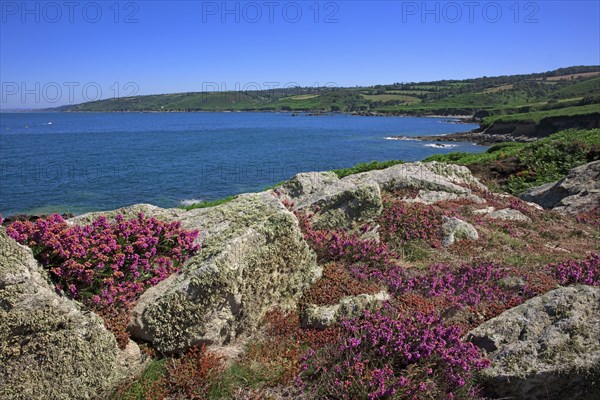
[5,213,200,348]
[180,196,237,211]
[333,160,404,179]
[425,128,600,193]
[2,127,599,399]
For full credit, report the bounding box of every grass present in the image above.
[424,128,600,194]
[482,104,600,125]
[57,66,600,118]
[361,93,421,103]
[180,196,237,211]
[207,362,280,399]
[333,160,404,179]
[279,94,320,100]
[261,180,286,191]
[113,359,166,400]
[425,128,600,165]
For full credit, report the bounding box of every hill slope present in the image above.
[55,66,600,120]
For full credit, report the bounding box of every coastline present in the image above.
[387,130,534,146]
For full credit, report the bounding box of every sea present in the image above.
[0,112,482,216]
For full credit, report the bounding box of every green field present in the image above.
[55,66,600,128]
[361,93,421,103]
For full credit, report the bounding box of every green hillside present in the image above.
[55,66,600,121]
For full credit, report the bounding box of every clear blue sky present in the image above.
[1,0,599,108]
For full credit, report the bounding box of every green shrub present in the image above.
[333,160,404,178]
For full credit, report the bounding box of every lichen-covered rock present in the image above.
[0,227,141,400]
[127,192,321,353]
[68,203,177,226]
[406,190,485,205]
[301,291,390,329]
[473,206,496,215]
[486,208,532,222]
[278,171,340,199]
[346,162,487,194]
[278,162,487,230]
[441,216,479,246]
[519,161,600,214]
[467,285,600,400]
[422,161,489,191]
[279,172,382,229]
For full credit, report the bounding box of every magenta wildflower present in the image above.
[6,213,200,308]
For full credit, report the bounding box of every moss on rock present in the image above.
[128,192,321,353]
[0,228,140,400]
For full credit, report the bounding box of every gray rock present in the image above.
[68,203,173,226]
[279,162,487,229]
[441,216,479,246]
[406,190,486,205]
[467,285,600,400]
[519,161,600,214]
[486,208,532,222]
[473,206,496,215]
[301,291,390,329]
[126,192,321,353]
[346,162,487,194]
[278,172,383,229]
[278,171,340,199]
[0,228,142,400]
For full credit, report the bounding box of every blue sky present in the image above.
[1,0,599,108]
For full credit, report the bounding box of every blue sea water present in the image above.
[0,112,482,216]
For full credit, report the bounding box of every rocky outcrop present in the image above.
[482,113,600,140]
[441,216,479,246]
[468,285,600,400]
[0,227,142,400]
[520,161,600,214]
[278,162,487,229]
[346,162,487,193]
[125,192,321,353]
[278,172,382,229]
[301,291,390,329]
[486,208,532,222]
[406,190,485,205]
[66,162,488,355]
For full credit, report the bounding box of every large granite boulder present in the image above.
[519,161,600,214]
[346,162,487,193]
[278,171,382,229]
[0,228,142,400]
[118,192,321,353]
[467,285,600,400]
[278,162,487,229]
